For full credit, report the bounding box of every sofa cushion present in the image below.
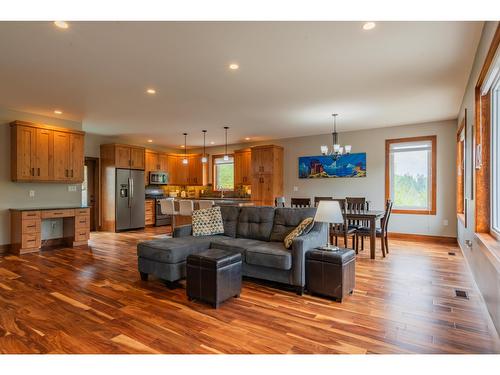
[210,237,266,255]
[245,242,292,270]
[270,207,317,242]
[236,206,275,241]
[137,236,217,263]
[220,206,240,238]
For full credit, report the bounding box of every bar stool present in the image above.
[159,198,178,229]
[198,200,214,210]
[179,200,194,216]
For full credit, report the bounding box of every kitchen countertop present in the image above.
[10,205,90,212]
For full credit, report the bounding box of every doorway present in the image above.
[83,157,100,231]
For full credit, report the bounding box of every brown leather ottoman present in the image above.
[305,248,355,302]
[186,248,242,308]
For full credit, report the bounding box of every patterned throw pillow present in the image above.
[283,217,314,249]
[192,206,225,237]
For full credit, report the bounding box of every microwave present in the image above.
[149,171,169,185]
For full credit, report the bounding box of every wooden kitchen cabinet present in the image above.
[234,148,251,186]
[251,145,283,206]
[145,150,170,184]
[11,121,85,183]
[101,144,145,170]
[145,199,155,226]
[159,153,169,171]
[176,155,189,185]
[188,154,206,185]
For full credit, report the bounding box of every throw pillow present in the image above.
[283,217,314,249]
[192,206,225,236]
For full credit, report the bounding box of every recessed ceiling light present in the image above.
[210,141,215,145]
[54,21,69,29]
[180,145,185,148]
[54,110,63,115]
[363,22,376,31]
[146,88,156,95]
[147,139,153,143]
[245,137,251,141]
[229,63,239,70]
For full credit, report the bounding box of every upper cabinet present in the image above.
[250,145,284,206]
[11,121,85,183]
[101,144,145,170]
[234,148,252,186]
[145,150,170,184]
[188,154,206,186]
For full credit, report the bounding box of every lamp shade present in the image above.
[314,200,343,224]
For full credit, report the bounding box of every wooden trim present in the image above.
[456,115,466,215]
[10,120,85,135]
[388,232,457,244]
[385,135,437,215]
[211,153,234,191]
[474,24,500,234]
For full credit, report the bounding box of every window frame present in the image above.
[456,118,466,222]
[491,78,500,239]
[212,153,235,192]
[385,135,437,215]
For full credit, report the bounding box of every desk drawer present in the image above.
[22,211,41,220]
[75,215,90,229]
[75,208,90,216]
[41,209,75,219]
[22,219,40,234]
[22,233,41,249]
[75,230,90,242]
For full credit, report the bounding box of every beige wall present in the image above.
[456,21,500,335]
[196,119,457,237]
[0,108,83,245]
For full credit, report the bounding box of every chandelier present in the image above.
[320,113,351,158]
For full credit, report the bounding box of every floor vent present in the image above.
[455,290,469,299]
[448,252,456,256]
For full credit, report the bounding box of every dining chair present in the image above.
[314,196,334,207]
[275,196,286,208]
[290,198,311,208]
[346,197,369,249]
[197,200,214,210]
[355,200,393,257]
[329,198,356,250]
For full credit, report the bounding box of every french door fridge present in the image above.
[116,169,145,231]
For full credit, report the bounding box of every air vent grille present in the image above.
[448,252,456,256]
[455,290,468,299]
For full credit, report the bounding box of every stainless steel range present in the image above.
[145,186,172,227]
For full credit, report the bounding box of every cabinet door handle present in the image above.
[71,169,74,178]
[65,169,68,177]
[27,225,36,228]
[37,168,40,176]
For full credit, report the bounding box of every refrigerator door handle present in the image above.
[130,177,134,200]
[128,178,132,208]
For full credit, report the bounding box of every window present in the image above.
[385,136,436,215]
[492,74,500,237]
[213,155,234,191]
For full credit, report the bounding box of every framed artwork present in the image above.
[298,153,367,179]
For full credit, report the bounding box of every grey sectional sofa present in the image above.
[137,206,327,294]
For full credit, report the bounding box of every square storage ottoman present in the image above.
[186,248,242,308]
[305,248,355,302]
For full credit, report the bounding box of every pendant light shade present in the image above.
[201,130,208,163]
[182,133,188,164]
[223,126,229,161]
[320,113,352,158]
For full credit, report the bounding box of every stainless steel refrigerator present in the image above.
[115,169,145,231]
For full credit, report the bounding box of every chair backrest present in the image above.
[346,197,368,211]
[275,196,286,208]
[179,200,194,216]
[314,196,334,207]
[291,198,311,208]
[197,200,214,210]
[332,198,346,211]
[381,200,394,233]
[159,198,175,215]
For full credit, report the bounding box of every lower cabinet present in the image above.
[145,200,155,226]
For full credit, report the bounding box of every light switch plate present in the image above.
[293,186,299,192]
[68,185,77,192]
[29,190,35,198]
[443,219,449,226]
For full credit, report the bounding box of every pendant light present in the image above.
[182,133,188,164]
[223,126,229,161]
[320,114,351,159]
[201,130,208,163]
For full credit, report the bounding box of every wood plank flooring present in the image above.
[0,227,499,354]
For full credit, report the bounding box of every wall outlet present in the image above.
[293,186,299,192]
[68,185,77,192]
[29,190,35,198]
[443,219,449,226]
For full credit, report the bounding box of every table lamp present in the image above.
[314,200,344,251]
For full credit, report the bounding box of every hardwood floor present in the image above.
[0,227,499,354]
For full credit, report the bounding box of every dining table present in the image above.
[344,210,385,259]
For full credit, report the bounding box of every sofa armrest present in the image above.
[290,221,327,286]
[173,224,192,238]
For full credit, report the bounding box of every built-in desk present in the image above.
[10,206,90,254]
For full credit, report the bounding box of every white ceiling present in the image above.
[0,21,483,148]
